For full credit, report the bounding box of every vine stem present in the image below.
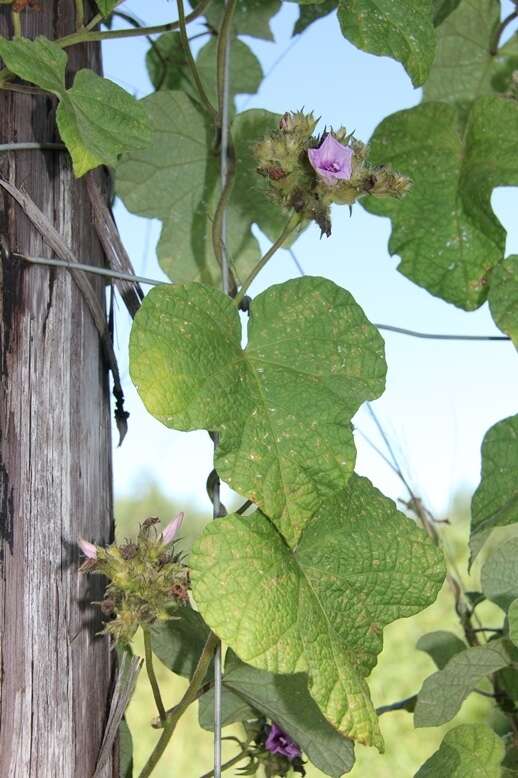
[75,0,85,30]
[199,747,250,778]
[143,628,166,724]
[176,0,218,120]
[234,213,302,308]
[138,632,219,778]
[11,9,21,38]
[490,8,518,55]
[54,0,211,49]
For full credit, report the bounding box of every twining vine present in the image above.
[1,0,518,776]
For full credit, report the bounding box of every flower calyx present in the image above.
[255,109,411,236]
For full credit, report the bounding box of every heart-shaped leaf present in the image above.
[415,724,504,777]
[130,277,386,545]
[190,474,445,748]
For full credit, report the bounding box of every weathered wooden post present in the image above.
[0,2,115,775]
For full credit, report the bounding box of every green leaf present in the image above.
[417,631,466,669]
[363,97,518,310]
[116,92,287,287]
[119,718,133,778]
[200,650,356,778]
[57,70,151,177]
[432,0,462,26]
[0,37,150,177]
[414,641,510,727]
[336,0,436,87]
[0,35,66,95]
[423,0,500,118]
[509,600,518,646]
[199,681,258,731]
[145,32,187,93]
[293,1,338,35]
[470,415,518,561]
[488,256,518,347]
[129,277,386,545]
[190,474,445,749]
[415,723,504,777]
[203,0,282,41]
[481,539,518,611]
[96,0,119,16]
[150,607,214,679]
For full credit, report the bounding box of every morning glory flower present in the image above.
[78,537,97,559]
[264,723,302,760]
[160,511,184,545]
[308,134,354,185]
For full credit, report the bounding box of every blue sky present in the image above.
[104,1,518,519]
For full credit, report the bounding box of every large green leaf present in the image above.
[204,0,282,40]
[190,474,445,749]
[146,34,262,111]
[336,0,436,87]
[417,630,466,669]
[119,718,133,778]
[470,415,518,561]
[293,1,338,35]
[130,277,386,546]
[423,0,501,117]
[415,724,504,777]
[488,256,518,347]
[414,641,511,727]
[0,36,150,177]
[199,650,356,777]
[116,92,287,287]
[363,97,518,310]
[481,539,518,611]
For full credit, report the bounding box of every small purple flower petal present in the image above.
[308,134,353,185]
[265,723,302,760]
[161,512,184,545]
[78,537,97,559]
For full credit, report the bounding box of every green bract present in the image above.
[199,650,356,778]
[116,92,288,287]
[489,256,518,347]
[363,97,518,310]
[415,724,505,777]
[0,36,150,177]
[414,641,511,727]
[470,414,518,561]
[190,474,445,749]
[129,277,386,545]
[337,0,436,87]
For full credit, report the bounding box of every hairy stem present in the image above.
[234,213,302,307]
[11,9,21,38]
[56,0,212,49]
[200,747,250,778]
[216,0,238,126]
[176,0,218,120]
[75,0,85,30]
[143,629,166,724]
[138,632,219,778]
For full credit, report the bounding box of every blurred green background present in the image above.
[116,483,511,778]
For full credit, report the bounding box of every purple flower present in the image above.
[265,724,301,760]
[78,537,97,560]
[160,512,184,545]
[308,134,353,185]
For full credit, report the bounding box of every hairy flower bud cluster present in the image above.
[78,513,188,643]
[255,109,411,236]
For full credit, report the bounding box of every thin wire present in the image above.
[13,253,511,343]
[213,6,233,776]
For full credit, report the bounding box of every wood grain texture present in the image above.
[0,3,116,776]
